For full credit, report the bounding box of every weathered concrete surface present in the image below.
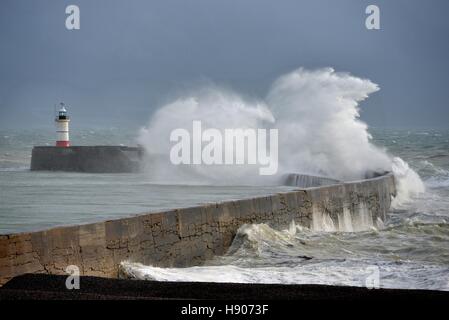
[0,173,396,286]
[30,146,143,173]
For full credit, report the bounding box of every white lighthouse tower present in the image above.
[55,103,70,147]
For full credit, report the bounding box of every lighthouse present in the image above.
[55,103,70,147]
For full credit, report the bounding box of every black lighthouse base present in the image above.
[30,146,143,173]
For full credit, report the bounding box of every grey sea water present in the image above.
[0,128,294,234]
[1,128,449,290]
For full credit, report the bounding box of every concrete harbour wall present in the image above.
[0,173,395,286]
[31,146,143,173]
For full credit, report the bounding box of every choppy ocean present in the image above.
[0,128,294,233]
[1,127,448,291]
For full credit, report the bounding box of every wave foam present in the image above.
[391,157,425,208]
[138,68,393,184]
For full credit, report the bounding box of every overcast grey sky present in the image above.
[1,0,448,129]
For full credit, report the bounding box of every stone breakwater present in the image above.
[31,146,143,173]
[0,173,395,286]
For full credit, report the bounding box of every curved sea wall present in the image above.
[0,173,395,286]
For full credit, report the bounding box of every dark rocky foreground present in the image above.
[0,274,448,301]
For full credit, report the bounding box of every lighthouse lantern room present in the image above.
[55,103,70,147]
